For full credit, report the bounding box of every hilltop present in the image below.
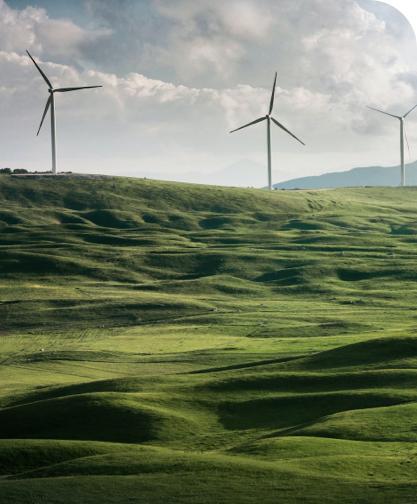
[2,177,417,503]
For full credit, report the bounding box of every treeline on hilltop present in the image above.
[0,168,52,175]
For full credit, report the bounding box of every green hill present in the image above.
[2,175,417,503]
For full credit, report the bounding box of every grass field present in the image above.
[1,175,417,502]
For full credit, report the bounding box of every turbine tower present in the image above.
[230,72,305,190]
[368,103,417,187]
[27,50,102,175]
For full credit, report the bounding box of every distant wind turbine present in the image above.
[230,72,305,191]
[368,103,417,187]
[27,50,102,175]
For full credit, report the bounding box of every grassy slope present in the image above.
[2,176,417,502]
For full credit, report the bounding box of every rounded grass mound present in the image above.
[0,393,197,444]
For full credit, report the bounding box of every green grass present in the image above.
[3,176,417,502]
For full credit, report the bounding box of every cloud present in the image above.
[0,0,111,62]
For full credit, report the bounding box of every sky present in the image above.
[379,1,417,35]
[1,0,417,186]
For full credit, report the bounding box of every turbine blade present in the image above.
[404,103,417,118]
[54,85,103,93]
[36,95,52,136]
[404,122,411,160]
[268,72,278,115]
[367,106,400,119]
[270,117,305,146]
[26,50,52,88]
[229,116,266,134]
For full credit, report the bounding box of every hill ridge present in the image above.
[274,161,417,189]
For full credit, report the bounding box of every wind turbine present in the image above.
[368,103,417,187]
[230,72,305,190]
[27,50,102,175]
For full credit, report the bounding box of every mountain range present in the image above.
[274,162,417,189]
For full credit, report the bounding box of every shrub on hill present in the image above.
[0,168,31,174]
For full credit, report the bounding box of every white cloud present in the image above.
[0,0,111,60]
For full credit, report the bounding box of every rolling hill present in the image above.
[274,161,417,189]
[2,175,417,502]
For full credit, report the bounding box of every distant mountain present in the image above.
[274,162,417,189]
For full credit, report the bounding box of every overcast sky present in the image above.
[1,0,417,186]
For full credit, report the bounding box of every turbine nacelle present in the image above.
[368,104,417,121]
[27,50,102,137]
[230,73,304,145]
